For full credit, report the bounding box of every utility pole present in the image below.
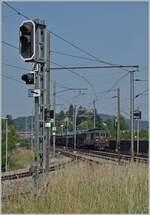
[25,117,28,139]
[134,107,141,155]
[45,32,51,171]
[64,117,69,149]
[116,88,121,163]
[130,71,135,161]
[1,117,8,171]
[31,111,34,149]
[60,122,64,135]
[33,62,40,183]
[5,118,8,171]
[66,118,69,149]
[36,20,47,171]
[73,105,77,150]
[19,19,47,189]
[53,81,56,157]
[136,119,140,154]
[93,99,96,128]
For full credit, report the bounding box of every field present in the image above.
[8,147,34,170]
[2,161,148,213]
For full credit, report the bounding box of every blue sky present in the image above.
[2,1,148,120]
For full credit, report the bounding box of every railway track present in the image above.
[2,158,75,181]
[57,148,148,165]
[79,149,148,163]
[81,151,148,164]
[2,157,79,201]
[2,149,148,201]
[2,148,148,181]
[57,149,119,165]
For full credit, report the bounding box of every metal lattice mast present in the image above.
[93,99,96,128]
[73,105,77,150]
[117,88,121,163]
[130,71,135,161]
[45,32,51,171]
[53,81,56,157]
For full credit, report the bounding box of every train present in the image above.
[52,128,148,154]
[53,128,111,150]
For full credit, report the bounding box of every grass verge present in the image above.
[2,161,148,213]
[8,147,34,170]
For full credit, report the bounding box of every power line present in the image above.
[2,41,19,50]
[52,80,79,90]
[2,73,91,99]
[96,72,129,98]
[4,2,131,72]
[2,41,95,85]
[3,2,143,118]
[84,72,129,108]
[2,63,29,71]
[3,2,30,20]
[51,50,99,63]
[56,88,87,95]
[135,89,149,99]
[1,42,141,80]
[106,72,129,93]
[96,96,117,102]
[2,39,96,93]
[2,74,24,85]
[1,51,84,90]
[87,93,116,107]
[48,29,127,69]
[70,92,87,103]
[134,78,148,82]
[57,92,86,105]
[2,45,130,111]
[2,41,99,78]
[138,88,149,95]
[56,89,73,95]
[51,61,96,97]
[143,93,149,96]
[2,41,109,65]
[2,13,20,18]
[2,40,95,64]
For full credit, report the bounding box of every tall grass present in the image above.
[2,162,148,213]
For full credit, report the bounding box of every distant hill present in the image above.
[99,114,114,122]
[14,116,33,132]
[14,114,148,131]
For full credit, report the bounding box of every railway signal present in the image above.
[133,110,141,119]
[134,109,141,154]
[19,19,50,193]
[50,110,54,119]
[44,109,54,121]
[21,72,34,84]
[19,20,35,61]
[19,19,46,63]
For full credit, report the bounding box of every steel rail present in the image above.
[57,148,148,165]
[79,151,148,164]
[80,149,148,160]
[2,158,75,181]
